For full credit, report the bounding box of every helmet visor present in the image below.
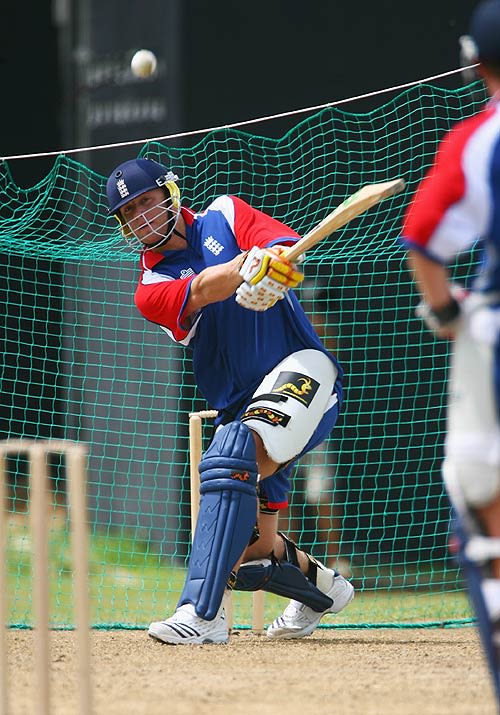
[117,193,181,252]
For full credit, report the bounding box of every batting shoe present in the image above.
[267,570,354,640]
[148,603,229,645]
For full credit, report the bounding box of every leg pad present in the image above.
[178,421,258,620]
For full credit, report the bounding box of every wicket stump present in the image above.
[0,439,91,715]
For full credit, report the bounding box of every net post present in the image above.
[252,592,265,634]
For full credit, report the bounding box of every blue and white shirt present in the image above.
[401,98,500,298]
[134,195,343,414]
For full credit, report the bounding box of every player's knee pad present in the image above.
[178,421,258,620]
[445,322,500,507]
[233,532,334,612]
[443,457,500,508]
[240,349,338,464]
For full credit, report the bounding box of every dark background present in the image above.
[1,1,479,180]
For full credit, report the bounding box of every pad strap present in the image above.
[178,421,258,619]
[233,532,334,612]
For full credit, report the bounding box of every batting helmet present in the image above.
[106,158,180,216]
[469,0,500,66]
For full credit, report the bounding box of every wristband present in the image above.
[429,298,460,325]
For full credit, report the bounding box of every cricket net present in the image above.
[0,78,487,629]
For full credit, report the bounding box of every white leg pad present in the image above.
[240,349,337,464]
[444,456,500,507]
[444,310,500,507]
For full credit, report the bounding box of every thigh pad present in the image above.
[240,349,338,463]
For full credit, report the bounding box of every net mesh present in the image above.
[1,80,487,629]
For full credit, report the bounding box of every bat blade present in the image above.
[284,178,406,262]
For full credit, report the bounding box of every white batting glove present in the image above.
[239,245,304,290]
[415,301,460,338]
[236,245,303,312]
[235,279,284,311]
[415,284,467,338]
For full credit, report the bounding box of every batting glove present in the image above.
[239,245,304,290]
[415,284,467,338]
[235,280,284,311]
[236,245,303,312]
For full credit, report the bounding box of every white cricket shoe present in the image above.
[267,570,354,640]
[148,603,229,645]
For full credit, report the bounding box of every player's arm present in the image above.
[407,250,451,306]
[229,195,301,251]
[183,254,245,317]
[136,265,245,339]
[401,122,482,338]
[407,250,460,339]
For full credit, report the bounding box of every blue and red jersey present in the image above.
[401,99,500,297]
[134,195,343,415]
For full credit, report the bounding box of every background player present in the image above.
[401,0,500,701]
[106,158,354,644]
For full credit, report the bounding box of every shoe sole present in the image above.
[267,581,355,640]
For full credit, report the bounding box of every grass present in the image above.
[5,513,473,630]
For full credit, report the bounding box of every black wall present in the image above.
[1,5,60,185]
[181,1,479,136]
[1,1,480,168]
[1,4,62,442]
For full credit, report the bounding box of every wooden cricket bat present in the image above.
[284,178,406,262]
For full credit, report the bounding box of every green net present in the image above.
[1,80,488,629]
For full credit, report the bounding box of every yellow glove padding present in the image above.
[244,246,304,289]
[237,246,304,312]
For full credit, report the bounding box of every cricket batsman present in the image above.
[105,158,354,644]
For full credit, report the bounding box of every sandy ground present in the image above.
[4,627,497,715]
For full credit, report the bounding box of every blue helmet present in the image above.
[106,158,181,251]
[469,0,500,66]
[106,158,180,216]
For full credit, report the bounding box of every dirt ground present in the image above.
[4,627,497,715]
